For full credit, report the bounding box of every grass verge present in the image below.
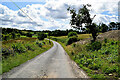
[51,35,119,79]
[2,38,53,74]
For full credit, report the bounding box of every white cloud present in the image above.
[0,0,119,30]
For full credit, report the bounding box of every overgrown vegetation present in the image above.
[51,33,119,79]
[2,38,53,74]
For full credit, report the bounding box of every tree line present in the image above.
[2,21,119,41]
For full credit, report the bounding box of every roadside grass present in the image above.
[2,38,53,74]
[51,34,119,79]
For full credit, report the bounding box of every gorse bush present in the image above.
[12,43,26,53]
[86,41,102,51]
[66,36,78,45]
[68,32,78,38]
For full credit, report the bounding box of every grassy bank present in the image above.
[51,34,119,79]
[2,38,53,74]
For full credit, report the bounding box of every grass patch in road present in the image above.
[2,38,53,74]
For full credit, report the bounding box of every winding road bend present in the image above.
[3,40,88,78]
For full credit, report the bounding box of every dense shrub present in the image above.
[68,32,78,38]
[66,36,78,45]
[12,43,26,53]
[44,34,47,38]
[2,34,10,41]
[52,38,58,41]
[86,41,102,51]
[11,32,16,39]
[26,33,32,37]
[38,33,46,40]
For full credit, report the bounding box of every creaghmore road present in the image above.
[3,40,88,78]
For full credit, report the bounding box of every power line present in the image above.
[10,0,37,24]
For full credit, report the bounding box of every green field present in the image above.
[51,34,91,43]
[1,38,53,74]
[51,34,119,79]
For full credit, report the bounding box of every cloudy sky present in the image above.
[0,0,119,31]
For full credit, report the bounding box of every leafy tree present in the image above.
[26,33,32,37]
[68,4,98,42]
[109,22,116,30]
[98,23,108,32]
[38,33,45,40]
[66,36,78,45]
[116,22,120,30]
[11,32,16,39]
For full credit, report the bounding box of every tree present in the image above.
[68,4,98,42]
[38,33,45,40]
[11,32,16,39]
[26,33,32,37]
[109,22,116,30]
[116,22,120,30]
[98,23,108,33]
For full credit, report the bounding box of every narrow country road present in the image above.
[3,40,88,78]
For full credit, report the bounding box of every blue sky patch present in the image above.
[2,2,45,11]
